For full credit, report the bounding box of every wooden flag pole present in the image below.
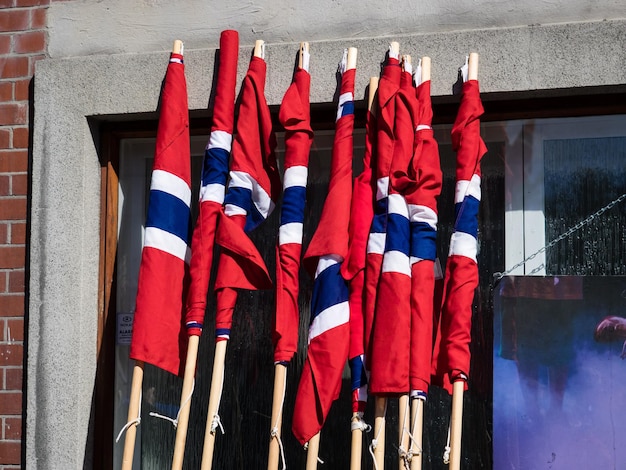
[373,397,387,469]
[121,361,144,470]
[254,39,265,59]
[468,52,479,81]
[298,41,309,69]
[306,432,321,470]
[350,413,364,470]
[449,380,465,470]
[398,394,410,470]
[409,398,425,470]
[171,334,200,470]
[267,362,287,470]
[421,56,431,82]
[200,339,228,470]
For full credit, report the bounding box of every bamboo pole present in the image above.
[468,53,478,81]
[305,432,321,470]
[373,397,387,469]
[398,394,410,470]
[448,380,465,470]
[267,362,287,470]
[171,334,200,470]
[121,361,144,470]
[409,398,424,470]
[200,339,228,470]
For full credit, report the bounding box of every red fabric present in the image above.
[273,68,313,363]
[369,67,416,394]
[214,56,279,336]
[302,68,355,273]
[185,30,239,337]
[130,52,190,377]
[363,57,400,367]
[432,80,486,393]
[292,67,355,445]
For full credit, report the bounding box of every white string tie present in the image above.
[210,413,225,435]
[302,442,325,465]
[351,413,372,433]
[270,369,288,470]
[149,379,196,429]
[368,439,380,470]
[115,390,142,443]
[443,423,451,464]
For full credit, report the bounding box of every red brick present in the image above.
[0,128,9,148]
[0,198,26,220]
[0,176,8,196]
[0,1,15,8]
[0,296,24,317]
[0,345,22,367]
[11,127,28,149]
[31,7,46,29]
[0,224,6,244]
[0,10,29,32]
[7,271,22,293]
[0,150,27,172]
[9,174,26,196]
[0,104,26,126]
[9,223,24,244]
[13,78,29,101]
[4,368,22,390]
[0,82,12,102]
[0,57,29,79]
[0,247,25,269]
[0,273,5,293]
[14,30,45,54]
[16,0,50,6]
[4,417,21,440]
[5,319,22,342]
[0,439,21,464]
[0,35,10,55]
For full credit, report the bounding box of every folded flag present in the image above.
[129,50,192,377]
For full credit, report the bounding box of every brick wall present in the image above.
[0,1,50,468]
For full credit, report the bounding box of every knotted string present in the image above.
[115,390,142,443]
[149,379,196,428]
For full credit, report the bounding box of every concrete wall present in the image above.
[29,2,626,467]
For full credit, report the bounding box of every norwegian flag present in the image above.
[341,79,377,414]
[363,49,401,368]
[432,79,486,393]
[185,30,238,337]
[213,54,281,341]
[368,59,417,394]
[273,59,313,365]
[390,70,443,397]
[129,50,192,377]
[292,56,355,445]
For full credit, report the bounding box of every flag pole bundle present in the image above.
[343,74,378,470]
[291,46,357,469]
[121,39,192,470]
[170,30,239,470]
[201,39,281,470]
[268,41,313,470]
[431,52,485,470]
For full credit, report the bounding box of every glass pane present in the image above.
[544,137,626,275]
[494,276,626,469]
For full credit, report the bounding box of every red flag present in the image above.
[390,74,443,396]
[129,50,192,377]
[342,80,377,413]
[185,30,238,337]
[292,59,355,445]
[369,62,417,394]
[432,79,486,393]
[214,55,281,341]
[273,65,313,364]
[363,51,401,368]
